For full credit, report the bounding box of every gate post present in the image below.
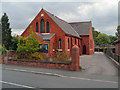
[71,45,79,71]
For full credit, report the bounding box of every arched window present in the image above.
[83,45,86,54]
[41,19,45,33]
[75,39,76,45]
[47,22,49,33]
[36,22,39,32]
[59,38,62,49]
[53,43,54,49]
[68,38,69,49]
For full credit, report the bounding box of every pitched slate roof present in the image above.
[36,33,55,40]
[43,9,79,37]
[69,22,91,35]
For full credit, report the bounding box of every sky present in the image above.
[0,0,119,36]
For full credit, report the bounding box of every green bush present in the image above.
[16,52,48,61]
[0,45,7,55]
[79,66,82,70]
[53,51,70,63]
[29,52,45,60]
[17,31,40,53]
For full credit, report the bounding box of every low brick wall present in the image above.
[2,45,80,71]
[7,59,74,71]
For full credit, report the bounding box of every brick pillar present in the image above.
[71,45,79,71]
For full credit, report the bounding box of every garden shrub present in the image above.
[30,52,45,61]
[0,45,7,55]
[16,52,48,61]
[79,66,82,70]
[17,30,40,53]
[53,51,70,63]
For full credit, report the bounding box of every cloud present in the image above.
[11,29,24,36]
[1,2,118,36]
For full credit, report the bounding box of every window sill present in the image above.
[41,33,50,34]
[67,49,70,51]
[58,49,62,51]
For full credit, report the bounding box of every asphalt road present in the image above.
[1,52,119,88]
[2,69,118,88]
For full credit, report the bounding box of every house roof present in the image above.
[43,9,80,37]
[36,33,55,40]
[69,21,91,35]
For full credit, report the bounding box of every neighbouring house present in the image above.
[115,39,120,55]
[21,8,94,57]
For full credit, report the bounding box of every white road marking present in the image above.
[19,69,27,72]
[0,81,35,88]
[69,76,118,84]
[2,67,118,84]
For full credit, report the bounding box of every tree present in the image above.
[9,36,18,50]
[1,13,12,49]
[116,25,120,39]
[92,27,100,45]
[0,44,7,55]
[96,33,110,45]
[108,35,117,45]
[0,22,2,45]
[17,27,40,53]
[92,27,100,39]
[25,31,40,53]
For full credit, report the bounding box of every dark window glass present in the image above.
[75,39,76,44]
[36,22,39,32]
[68,38,69,49]
[41,19,45,33]
[53,43,54,49]
[39,44,48,53]
[47,22,49,33]
[59,38,62,49]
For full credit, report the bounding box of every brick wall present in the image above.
[89,23,95,54]
[2,45,80,71]
[7,59,73,71]
[80,22,94,55]
[80,35,89,54]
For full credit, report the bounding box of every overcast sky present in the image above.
[1,0,119,36]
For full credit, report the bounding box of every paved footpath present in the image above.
[80,52,118,76]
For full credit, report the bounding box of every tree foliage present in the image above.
[92,27,117,45]
[116,25,120,39]
[96,33,110,45]
[1,13,12,50]
[92,27,100,45]
[0,23,2,45]
[92,27,100,39]
[17,30,40,53]
[0,44,7,55]
[108,35,117,45]
[9,36,18,50]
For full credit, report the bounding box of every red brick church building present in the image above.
[21,8,94,57]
